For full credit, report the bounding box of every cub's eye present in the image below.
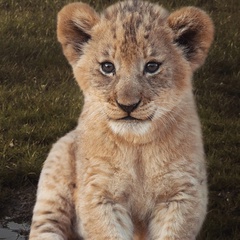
[144,62,161,74]
[100,62,115,75]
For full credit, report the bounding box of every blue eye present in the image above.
[144,62,161,74]
[101,62,115,75]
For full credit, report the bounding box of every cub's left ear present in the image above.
[57,2,100,66]
[168,7,214,71]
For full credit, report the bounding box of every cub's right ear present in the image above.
[57,2,99,65]
[168,7,214,71]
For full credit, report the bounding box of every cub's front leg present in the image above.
[149,181,207,240]
[29,132,77,240]
[76,163,133,240]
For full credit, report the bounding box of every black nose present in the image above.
[116,100,141,114]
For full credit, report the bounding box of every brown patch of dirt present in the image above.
[0,185,36,227]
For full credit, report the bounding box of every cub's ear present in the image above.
[57,2,99,65]
[168,7,214,71]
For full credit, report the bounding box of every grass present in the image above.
[0,0,239,239]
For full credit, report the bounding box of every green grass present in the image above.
[0,0,239,239]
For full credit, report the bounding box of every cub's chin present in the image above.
[108,119,152,138]
[106,108,166,142]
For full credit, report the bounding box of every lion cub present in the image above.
[29,0,214,239]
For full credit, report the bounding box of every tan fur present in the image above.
[29,1,214,239]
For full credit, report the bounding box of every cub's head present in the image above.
[57,0,214,142]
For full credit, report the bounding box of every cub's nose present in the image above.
[116,100,141,114]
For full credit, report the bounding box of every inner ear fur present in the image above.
[168,7,214,71]
[57,2,99,65]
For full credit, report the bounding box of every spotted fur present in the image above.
[29,1,214,239]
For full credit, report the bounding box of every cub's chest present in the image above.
[103,148,169,214]
[78,141,173,216]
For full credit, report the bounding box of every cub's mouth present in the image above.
[116,113,155,122]
[119,116,141,121]
[106,105,156,122]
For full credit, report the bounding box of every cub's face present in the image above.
[74,15,190,136]
[57,0,214,138]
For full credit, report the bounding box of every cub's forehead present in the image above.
[103,0,168,24]
[93,0,170,59]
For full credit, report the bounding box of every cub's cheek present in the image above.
[104,106,127,120]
